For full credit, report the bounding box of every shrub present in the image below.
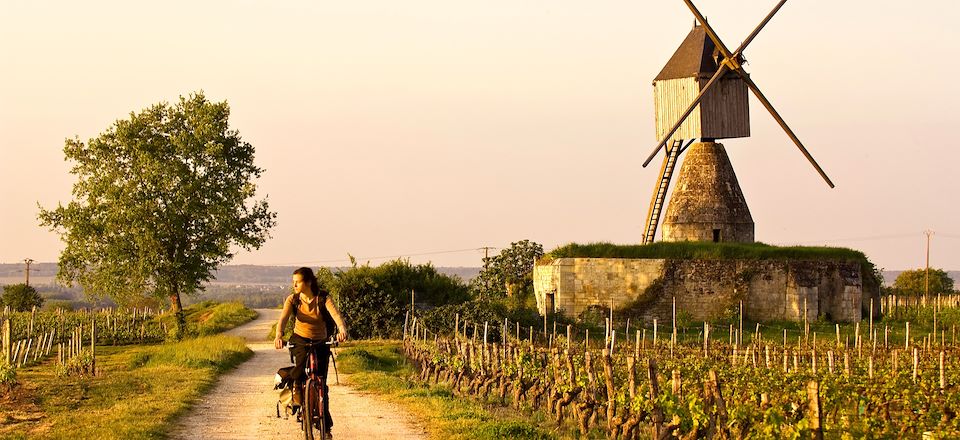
[317,259,471,339]
[0,361,16,388]
[56,349,94,377]
[2,283,43,312]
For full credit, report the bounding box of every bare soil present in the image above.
[168,309,425,439]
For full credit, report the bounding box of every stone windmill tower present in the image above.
[641,0,835,245]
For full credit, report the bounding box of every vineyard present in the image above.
[1,306,165,376]
[403,294,960,438]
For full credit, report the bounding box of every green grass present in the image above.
[1,335,252,440]
[545,241,872,263]
[336,341,557,440]
[159,300,258,337]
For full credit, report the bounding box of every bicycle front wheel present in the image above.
[302,381,315,440]
[317,382,327,438]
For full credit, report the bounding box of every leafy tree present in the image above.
[893,268,955,296]
[38,93,276,338]
[472,239,544,300]
[1,284,44,312]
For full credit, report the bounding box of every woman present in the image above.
[275,267,348,438]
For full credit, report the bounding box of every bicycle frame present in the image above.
[288,338,336,440]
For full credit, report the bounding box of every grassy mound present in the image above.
[544,241,872,263]
[160,301,258,337]
[544,241,883,290]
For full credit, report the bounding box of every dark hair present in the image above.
[293,267,320,296]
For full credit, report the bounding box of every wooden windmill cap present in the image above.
[654,25,738,82]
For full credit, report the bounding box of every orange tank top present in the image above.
[286,293,328,340]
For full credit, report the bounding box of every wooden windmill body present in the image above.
[642,0,834,245]
[653,25,750,142]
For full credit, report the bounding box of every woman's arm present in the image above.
[325,296,349,343]
[274,295,294,349]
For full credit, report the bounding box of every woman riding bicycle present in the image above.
[275,267,348,439]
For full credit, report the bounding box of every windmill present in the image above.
[641,0,834,245]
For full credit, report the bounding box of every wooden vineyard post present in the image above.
[635,330,641,359]
[739,301,743,348]
[913,348,919,383]
[940,351,946,390]
[704,322,709,357]
[2,319,9,365]
[627,356,637,399]
[672,296,677,348]
[653,319,658,347]
[905,322,910,350]
[21,339,33,368]
[806,381,824,440]
[91,318,96,376]
[868,355,874,379]
[803,297,809,346]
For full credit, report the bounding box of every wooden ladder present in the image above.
[642,139,690,244]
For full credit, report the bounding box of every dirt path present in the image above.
[169,309,426,439]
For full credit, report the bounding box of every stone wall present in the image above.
[534,258,866,323]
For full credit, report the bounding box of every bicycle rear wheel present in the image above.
[302,381,315,440]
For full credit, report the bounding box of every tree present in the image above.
[893,268,955,296]
[2,284,43,312]
[38,92,276,338]
[471,239,544,300]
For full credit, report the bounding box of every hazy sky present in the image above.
[1,1,958,270]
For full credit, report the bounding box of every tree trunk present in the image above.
[505,281,517,298]
[169,292,186,340]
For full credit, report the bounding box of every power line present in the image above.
[263,247,489,266]
[777,232,925,245]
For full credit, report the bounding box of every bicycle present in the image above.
[287,337,337,440]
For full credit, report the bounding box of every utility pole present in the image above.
[478,247,497,300]
[479,247,497,268]
[23,258,35,287]
[924,230,934,296]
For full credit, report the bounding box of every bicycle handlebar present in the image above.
[284,339,338,349]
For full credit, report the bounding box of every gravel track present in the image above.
[169,309,426,439]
